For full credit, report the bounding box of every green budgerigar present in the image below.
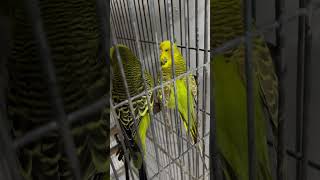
[211,0,279,179]
[110,44,153,180]
[5,0,109,179]
[158,40,198,144]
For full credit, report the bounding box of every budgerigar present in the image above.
[5,0,109,179]
[211,0,279,179]
[110,44,153,180]
[158,40,198,144]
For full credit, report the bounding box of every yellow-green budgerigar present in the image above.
[158,40,198,144]
[110,44,153,180]
[211,0,279,179]
[4,0,109,179]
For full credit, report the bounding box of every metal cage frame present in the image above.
[110,0,210,179]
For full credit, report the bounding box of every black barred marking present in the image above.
[111,45,154,144]
[8,0,108,179]
[211,0,244,51]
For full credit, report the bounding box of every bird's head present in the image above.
[159,40,179,67]
[110,44,128,62]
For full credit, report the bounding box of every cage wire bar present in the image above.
[275,0,285,178]
[243,0,256,179]
[110,0,210,179]
[0,0,111,179]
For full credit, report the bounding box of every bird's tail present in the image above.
[124,159,130,180]
[138,162,147,180]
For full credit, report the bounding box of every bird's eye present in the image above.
[165,49,168,52]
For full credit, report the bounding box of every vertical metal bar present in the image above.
[202,0,210,179]
[23,1,81,179]
[95,2,111,179]
[126,0,162,179]
[184,0,192,179]
[185,0,197,176]
[296,7,306,180]
[195,0,201,178]
[179,0,183,45]
[135,0,152,74]
[157,0,165,41]
[110,3,122,43]
[210,52,222,180]
[146,2,158,82]
[166,0,184,179]
[163,0,169,39]
[111,1,127,46]
[275,0,286,179]
[243,0,256,179]
[119,0,138,55]
[252,0,256,22]
[140,0,158,81]
[295,0,310,179]
[110,159,120,180]
[146,0,161,85]
[95,0,109,70]
[301,2,312,179]
[113,0,135,51]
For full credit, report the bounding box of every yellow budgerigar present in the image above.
[158,40,198,144]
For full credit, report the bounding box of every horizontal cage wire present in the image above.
[110,0,210,179]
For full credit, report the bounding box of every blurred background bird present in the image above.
[3,0,110,179]
[211,0,279,179]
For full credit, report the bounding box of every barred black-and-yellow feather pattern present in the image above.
[7,0,108,179]
[110,44,153,146]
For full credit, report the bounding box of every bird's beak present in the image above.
[161,58,167,66]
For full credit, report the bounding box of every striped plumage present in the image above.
[110,45,153,179]
[7,0,108,179]
[211,0,279,179]
[158,40,198,144]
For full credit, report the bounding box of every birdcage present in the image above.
[110,0,210,179]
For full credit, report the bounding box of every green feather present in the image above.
[211,0,278,179]
[212,54,272,180]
